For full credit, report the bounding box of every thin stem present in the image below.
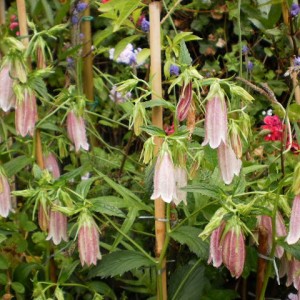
[237,0,243,77]
[162,0,178,34]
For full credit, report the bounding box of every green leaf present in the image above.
[58,260,80,284]
[0,273,7,285]
[142,99,175,110]
[288,104,300,122]
[54,287,64,300]
[179,41,192,65]
[88,250,154,278]
[141,125,166,137]
[0,255,9,269]
[11,282,25,294]
[41,0,54,25]
[136,48,150,65]
[169,226,209,258]
[0,233,6,244]
[243,164,268,175]
[76,177,95,198]
[278,239,300,260]
[184,183,222,199]
[169,263,206,300]
[93,27,115,46]
[91,200,125,218]
[113,35,140,60]
[3,155,34,177]
[87,281,117,300]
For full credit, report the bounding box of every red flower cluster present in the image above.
[262,115,283,141]
[9,15,20,36]
[102,0,110,3]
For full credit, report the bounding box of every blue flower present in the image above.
[141,18,150,32]
[247,61,254,71]
[295,56,300,66]
[242,45,249,54]
[77,2,88,12]
[291,3,300,17]
[170,65,180,76]
[71,15,79,25]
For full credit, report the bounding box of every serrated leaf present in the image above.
[184,183,222,199]
[169,226,209,258]
[3,155,33,177]
[179,41,192,65]
[76,177,95,198]
[141,125,166,137]
[11,282,25,294]
[88,250,154,278]
[91,201,125,218]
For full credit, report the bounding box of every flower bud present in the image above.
[43,153,60,179]
[0,174,13,218]
[176,82,192,122]
[230,125,243,159]
[0,62,15,112]
[208,221,225,267]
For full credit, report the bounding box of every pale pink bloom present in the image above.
[15,89,38,137]
[221,225,245,278]
[43,153,60,179]
[46,202,68,245]
[78,217,101,266]
[288,258,300,291]
[173,167,187,205]
[67,110,89,152]
[150,152,177,203]
[287,195,300,245]
[38,203,49,232]
[257,213,286,259]
[176,82,192,122]
[217,142,242,185]
[0,175,13,218]
[288,293,298,300]
[202,96,227,149]
[208,222,225,268]
[0,63,15,112]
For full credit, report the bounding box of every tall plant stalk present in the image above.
[0,0,5,25]
[149,2,167,299]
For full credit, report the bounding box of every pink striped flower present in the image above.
[151,152,177,203]
[0,62,15,112]
[221,223,245,278]
[15,88,38,137]
[257,213,286,259]
[173,167,187,205]
[43,153,60,179]
[176,82,193,122]
[67,110,89,152]
[217,142,242,185]
[202,96,227,149]
[78,214,101,266]
[0,174,13,218]
[46,202,68,245]
[287,195,300,245]
[208,222,225,268]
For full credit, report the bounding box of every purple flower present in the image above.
[66,57,74,67]
[109,44,142,66]
[109,85,131,104]
[76,2,88,12]
[247,61,254,71]
[170,65,180,76]
[291,3,300,17]
[141,18,150,32]
[295,56,300,66]
[242,45,249,54]
[71,15,79,25]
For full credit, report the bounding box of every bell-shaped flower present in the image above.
[15,88,38,137]
[208,221,225,268]
[257,213,286,259]
[221,222,245,278]
[43,153,60,179]
[151,151,177,203]
[46,201,68,245]
[173,167,187,205]
[0,174,13,218]
[176,82,193,122]
[202,96,227,149]
[0,62,15,112]
[67,110,89,152]
[38,203,49,232]
[217,142,242,185]
[287,195,300,245]
[78,213,101,266]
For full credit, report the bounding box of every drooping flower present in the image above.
[151,151,177,203]
[78,213,101,266]
[173,167,187,205]
[0,62,15,112]
[221,223,245,278]
[217,142,242,185]
[176,82,193,122]
[66,110,89,152]
[46,201,68,245]
[286,195,300,245]
[15,88,38,137]
[43,153,60,179]
[208,222,225,268]
[257,213,286,259]
[202,96,227,149]
[0,174,13,218]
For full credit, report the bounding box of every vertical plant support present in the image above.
[81,0,94,101]
[16,0,29,46]
[149,2,167,299]
[0,0,5,25]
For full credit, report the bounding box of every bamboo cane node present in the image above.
[82,16,93,21]
[257,253,280,285]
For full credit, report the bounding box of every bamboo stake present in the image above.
[149,2,167,299]
[16,0,29,47]
[81,0,94,101]
[0,0,5,25]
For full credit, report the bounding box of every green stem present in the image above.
[162,0,178,34]
[237,0,243,77]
